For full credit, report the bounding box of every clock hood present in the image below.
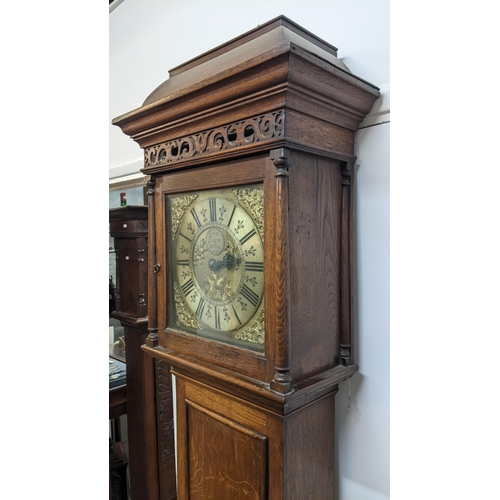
[112,15,380,171]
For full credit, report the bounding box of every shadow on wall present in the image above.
[334,372,364,500]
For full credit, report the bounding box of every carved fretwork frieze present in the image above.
[144,110,285,168]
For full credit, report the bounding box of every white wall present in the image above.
[334,123,390,500]
[110,2,390,499]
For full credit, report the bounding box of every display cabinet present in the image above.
[113,15,379,499]
[110,206,174,500]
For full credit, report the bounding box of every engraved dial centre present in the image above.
[192,225,242,307]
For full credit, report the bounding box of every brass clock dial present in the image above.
[167,184,265,351]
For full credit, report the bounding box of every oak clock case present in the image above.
[112,14,380,500]
[167,184,265,352]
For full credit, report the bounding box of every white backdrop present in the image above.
[110,2,390,499]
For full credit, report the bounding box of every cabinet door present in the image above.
[187,403,267,499]
[154,154,277,384]
[175,376,281,500]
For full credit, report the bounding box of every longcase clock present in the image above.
[113,15,380,500]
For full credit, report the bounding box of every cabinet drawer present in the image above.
[110,219,148,236]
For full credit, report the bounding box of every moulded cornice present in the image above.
[112,15,380,171]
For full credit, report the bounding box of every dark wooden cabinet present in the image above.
[113,15,379,499]
[110,206,172,500]
[110,206,148,321]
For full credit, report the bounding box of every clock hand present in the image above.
[209,253,238,271]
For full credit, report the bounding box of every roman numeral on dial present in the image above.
[181,278,195,297]
[227,204,237,228]
[196,297,205,318]
[215,306,221,329]
[191,208,202,228]
[209,198,217,222]
[240,228,256,245]
[246,261,263,272]
[232,305,242,325]
[241,284,260,307]
[177,259,189,266]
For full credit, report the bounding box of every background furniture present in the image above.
[109,356,128,500]
[110,206,173,500]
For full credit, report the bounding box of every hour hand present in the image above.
[209,253,238,271]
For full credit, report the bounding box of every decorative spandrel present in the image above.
[167,184,265,352]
